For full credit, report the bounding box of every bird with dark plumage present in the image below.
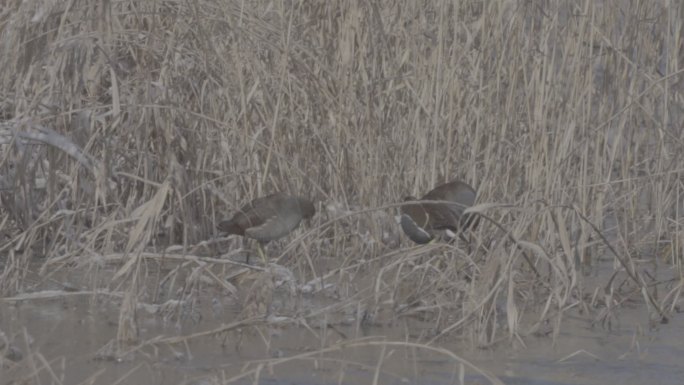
[400,180,477,244]
[219,193,315,264]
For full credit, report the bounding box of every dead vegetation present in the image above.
[1,0,683,383]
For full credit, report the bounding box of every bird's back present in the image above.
[219,193,315,242]
[399,180,478,244]
[422,181,475,230]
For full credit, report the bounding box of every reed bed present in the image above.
[1,0,683,382]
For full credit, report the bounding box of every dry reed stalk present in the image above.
[0,0,681,356]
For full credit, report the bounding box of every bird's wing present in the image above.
[422,185,475,230]
[425,204,462,231]
[227,193,287,230]
[245,210,302,243]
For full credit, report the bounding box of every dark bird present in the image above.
[219,193,315,263]
[400,180,477,244]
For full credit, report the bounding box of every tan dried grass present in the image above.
[0,0,682,367]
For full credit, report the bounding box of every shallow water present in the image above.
[1,261,682,385]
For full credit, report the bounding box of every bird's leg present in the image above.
[256,241,269,265]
